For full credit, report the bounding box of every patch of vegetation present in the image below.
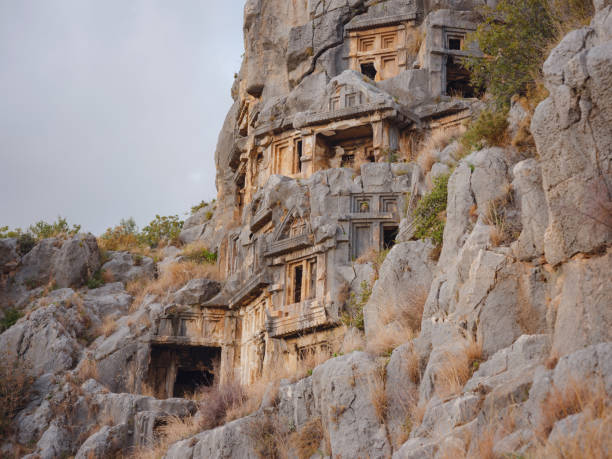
[86,269,106,289]
[182,246,217,264]
[190,200,209,215]
[460,108,509,154]
[341,280,372,331]
[17,233,36,255]
[139,214,183,248]
[463,0,593,108]
[0,357,34,437]
[413,174,449,247]
[98,217,140,251]
[29,216,81,240]
[0,307,23,332]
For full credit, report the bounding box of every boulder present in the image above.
[311,352,391,458]
[511,159,548,260]
[531,13,612,265]
[75,424,129,459]
[172,278,222,305]
[364,241,435,342]
[15,234,101,289]
[551,249,612,356]
[101,251,155,283]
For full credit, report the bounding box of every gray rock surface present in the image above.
[172,278,222,305]
[101,251,155,283]
[531,9,612,265]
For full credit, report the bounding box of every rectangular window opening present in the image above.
[295,139,303,172]
[293,265,303,303]
[448,38,462,50]
[383,225,399,250]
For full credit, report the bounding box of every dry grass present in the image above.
[368,362,388,424]
[128,260,221,311]
[246,413,290,459]
[355,247,389,280]
[436,338,483,398]
[76,356,99,383]
[101,269,115,283]
[291,417,324,459]
[416,129,459,174]
[367,287,428,356]
[0,355,33,437]
[484,188,519,248]
[96,314,118,338]
[132,414,200,459]
[537,376,608,440]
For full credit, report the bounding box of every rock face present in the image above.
[2,3,612,459]
[531,10,612,265]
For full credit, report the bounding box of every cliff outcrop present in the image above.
[1,1,611,458]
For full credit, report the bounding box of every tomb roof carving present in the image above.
[345,13,418,31]
[293,70,419,128]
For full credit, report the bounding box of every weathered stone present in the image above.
[101,251,155,283]
[364,241,435,342]
[551,250,612,356]
[75,424,129,459]
[531,18,612,265]
[172,278,222,305]
[312,352,391,458]
[511,159,548,260]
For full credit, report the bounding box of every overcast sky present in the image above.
[0,0,245,235]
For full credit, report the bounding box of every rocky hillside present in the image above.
[1,1,611,458]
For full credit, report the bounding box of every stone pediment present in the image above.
[293,70,417,128]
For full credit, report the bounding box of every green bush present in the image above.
[17,233,36,255]
[183,247,218,264]
[413,174,449,247]
[138,214,184,248]
[341,281,372,331]
[86,269,105,289]
[98,217,141,251]
[463,0,593,108]
[460,108,509,154]
[190,200,209,215]
[29,216,81,240]
[0,308,23,332]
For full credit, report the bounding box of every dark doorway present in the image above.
[448,38,462,50]
[446,56,475,98]
[383,225,399,250]
[360,62,377,80]
[174,369,214,398]
[294,265,303,303]
[148,345,221,399]
[295,139,303,172]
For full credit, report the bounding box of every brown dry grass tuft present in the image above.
[132,414,200,459]
[416,129,459,174]
[76,356,99,383]
[0,355,34,437]
[367,287,428,356]
[436,338,483,398]
[128,261,221,311]
[368,362,388,424]
[97,314,118,338]
[291,417,324,459]
[537,376,608,440]
[246,413,290,459]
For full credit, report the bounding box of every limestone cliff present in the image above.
[1,1,611,458]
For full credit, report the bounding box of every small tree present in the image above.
[413,174,449,247]
[139,214,184,248]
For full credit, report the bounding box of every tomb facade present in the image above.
[148,2,481,395]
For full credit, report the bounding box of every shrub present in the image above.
[0,307,23,332]
[139,214,183,248]
[98,217,140,252]
[0,356,33,436]
[291,417,324,459]
[341,281,371,331]
[17,232,36,255]
[190,200,208,215]
[459,108,509,154]
[413,174,449,247]
[463,0,594,108]
[29,216,81,240]
[181,242,217,264]
[86,269,106,289]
